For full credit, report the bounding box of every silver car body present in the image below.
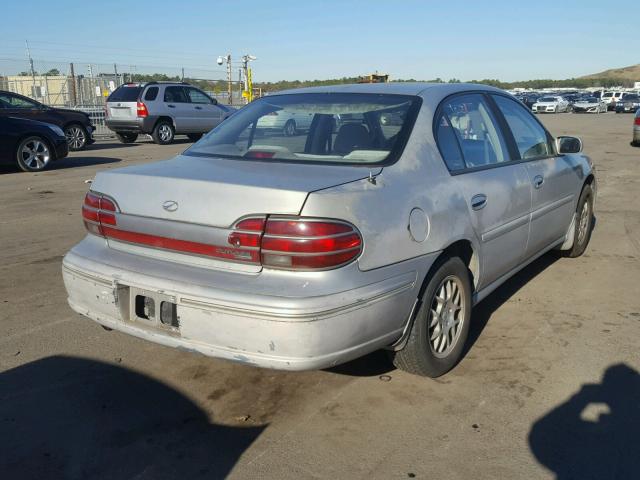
[573,99,607,113]
[63,83,596,370]
[633,109,640,145]
[105,82,229,135]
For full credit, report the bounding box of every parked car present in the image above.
[615,94,640,113]
[601,91,631,111]
[62,83,596,378]
[533,96,570,113]
[633,110,640,146]
[515,94,540,110]
[573,97,607,114]
[256,110,314,136]
[0,90,95,151]
[105,82,233,145]
[0,116,68,171]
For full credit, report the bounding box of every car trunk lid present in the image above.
[89,154,379,271]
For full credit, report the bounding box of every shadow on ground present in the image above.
[0,356,264,480]
[529,363,640,480]
[50,156,122,170]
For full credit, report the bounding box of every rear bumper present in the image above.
[106,117,157,134]
[62,236,432,370]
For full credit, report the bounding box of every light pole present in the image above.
[241,54,257,103]
[217,54,232,105]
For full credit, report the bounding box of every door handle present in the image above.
[167,104,175,108]
[533,175,544,189]
[471,194,487,210]
[194,106,202,110]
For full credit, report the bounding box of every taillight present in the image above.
[260,218,362,270]
[82,192,119,236]
[635,117,640,126]
[137,101,148,118]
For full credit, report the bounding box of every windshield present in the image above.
[539,97,557,103]
[185,93,421,165]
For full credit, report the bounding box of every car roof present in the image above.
[275,82,506,99]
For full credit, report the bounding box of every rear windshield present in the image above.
[108,85,143,102]
[185,93,421,165]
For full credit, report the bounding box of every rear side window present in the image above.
[492,95,552,159]
[436,93,510,169]
[164,86,189,103]
[144,86,159,101]
[108,86,142,102]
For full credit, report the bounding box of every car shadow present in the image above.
[50,156,122,170]
[464,252,560,357]
[528,363,640,479]
[83,142,140,151]
[326,350,395,377]
[0,356,265,480]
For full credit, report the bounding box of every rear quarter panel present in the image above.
[301,101,480,272]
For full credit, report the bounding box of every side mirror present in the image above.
[211,97,218,105]
[556,136,582,154]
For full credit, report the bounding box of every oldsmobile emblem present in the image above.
[162,200,179,212]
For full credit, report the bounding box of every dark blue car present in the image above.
[0,116,69,171]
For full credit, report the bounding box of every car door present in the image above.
[492,94,579,259]
[163,86,192,132]
[436,93,531,289]
[184,87,221,132]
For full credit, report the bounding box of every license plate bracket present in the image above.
[127,286,180,333]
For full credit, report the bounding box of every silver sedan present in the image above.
[62,83,596,377]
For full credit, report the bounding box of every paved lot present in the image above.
[1,117,639,480]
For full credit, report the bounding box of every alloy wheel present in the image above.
[19,138,51,170]
[428,275,466,358]
[65,126,86,150]
[577,200,590,245]
[159,124,172,142]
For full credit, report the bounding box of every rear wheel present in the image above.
[187,133,203,142]
[391,256,472,377]
[283,119,296,136]
[152,121,174,145]
[64,124,88,151]
[563,184,594,258]
[115,132,138,144]
[16,136,53,172]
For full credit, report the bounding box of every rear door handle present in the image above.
[194,106,202,110]
[533,175,544,189]
[471,194,487,210]
[167,104,175,108]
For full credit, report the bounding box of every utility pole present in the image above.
[217,54,233,105]
[25,40,36,98]
[181,67,184,82]
[240,54,256,103]
[69,62,77,106]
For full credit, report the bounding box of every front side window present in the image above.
[436,93,510,169]
[186,88,211,104]
[164,86,189,103]
[493,95,552,159]
[185,93,421,165]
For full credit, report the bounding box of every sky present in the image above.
[1,0,638,82]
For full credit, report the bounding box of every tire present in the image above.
[16,136,53,172]
[283,119,296,136]
[116,132,138,144]
[391,256,472,377]
[187,133,203,142]
[152,121,175,145]
[64,124,88,151]
[563,184,594,258]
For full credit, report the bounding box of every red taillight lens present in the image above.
[82,192,120,236]
[261,218,361,270]
[634,117,640,126]
[136,101,148,118]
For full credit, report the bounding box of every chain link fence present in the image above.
[1,58,250,137]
